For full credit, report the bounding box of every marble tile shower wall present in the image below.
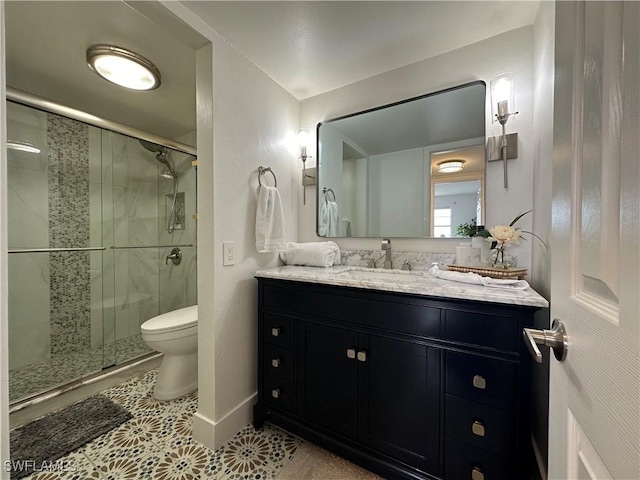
[47,114,92,355]
[7,103,50,370]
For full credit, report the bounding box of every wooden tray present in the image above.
[447,264,528,280]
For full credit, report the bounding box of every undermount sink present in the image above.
[338,269,427,283]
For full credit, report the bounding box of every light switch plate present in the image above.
[223,241,235,266]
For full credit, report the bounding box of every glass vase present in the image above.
[491,247,513,269]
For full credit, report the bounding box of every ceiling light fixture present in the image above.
[7,141,41,154]
[438,160,464,174]
[86,45,161,91]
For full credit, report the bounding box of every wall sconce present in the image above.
[298,129,317,205]
[489,73,518,188]
[438,160,465,174]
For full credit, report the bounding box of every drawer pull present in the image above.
[271,358,281,368]
[346,348,356,359]
[471,466,484,480]
[271,388,281,399]
[271,327,281,337]
[472,375,486,390]
[472,420,486,437]
[357,350,367,362]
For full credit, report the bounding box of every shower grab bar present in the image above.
[8,246,106,254]
[111,244,194,250]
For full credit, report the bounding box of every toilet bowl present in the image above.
[141,305,198,400]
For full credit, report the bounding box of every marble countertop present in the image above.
[255,265,549,308]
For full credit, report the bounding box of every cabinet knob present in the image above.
[471,466,485,480]
[271,327,281,337]
[357,351,367,362]
[472,375,486,390]
[472,420,486,437]
[271,388,281,399]
[271,358,281,368]
[346,348,356,359]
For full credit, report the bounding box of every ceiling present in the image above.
[183,1,540,100]
[4,1,539,141]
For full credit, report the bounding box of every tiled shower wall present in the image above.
[47,115,92,354]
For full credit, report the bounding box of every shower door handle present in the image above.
[166,247,182,265]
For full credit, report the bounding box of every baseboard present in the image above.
[192,392,258,451]
[532,435,547,480]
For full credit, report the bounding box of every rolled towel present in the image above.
[280,241,341,268]
[429,265,529,290]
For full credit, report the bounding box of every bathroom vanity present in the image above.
[254,266,548,480]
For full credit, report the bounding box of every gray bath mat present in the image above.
[9,394,131,479]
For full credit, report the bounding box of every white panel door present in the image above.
[549,2,639,479]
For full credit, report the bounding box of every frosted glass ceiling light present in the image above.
[438,160,464,174]
[87,45,161,91]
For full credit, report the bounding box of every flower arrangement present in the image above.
[476,210,547,268]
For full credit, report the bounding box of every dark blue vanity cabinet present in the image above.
[254,278,540,480]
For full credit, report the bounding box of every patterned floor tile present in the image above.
[24,451,98,480]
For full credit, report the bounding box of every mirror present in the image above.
[317,81,486,238]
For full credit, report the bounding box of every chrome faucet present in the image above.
[381,238,392,269]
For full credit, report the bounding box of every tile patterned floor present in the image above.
[21,370,303,480]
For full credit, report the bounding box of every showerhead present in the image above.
[139,139,164,154]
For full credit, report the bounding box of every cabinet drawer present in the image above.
[263,343,295,381]
[263,313,295,348]
[446,351,517,409]
[445,395,515,457]
[263,374,295,412]
[443,310,519,352]
[445,437,514,480]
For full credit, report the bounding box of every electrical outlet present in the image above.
[223,241,235,266]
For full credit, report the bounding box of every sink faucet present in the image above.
[381,238,392,269]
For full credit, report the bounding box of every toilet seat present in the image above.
[141,305,197,335]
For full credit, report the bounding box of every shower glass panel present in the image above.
[7,100,197,403]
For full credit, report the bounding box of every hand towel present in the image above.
[429,265,529,290]
[319,201,341,237]
[279,241,341,267]
[255,185,287,252]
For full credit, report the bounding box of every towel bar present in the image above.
[258,166,278,188]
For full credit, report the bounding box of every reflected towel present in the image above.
[255,185,287,252]
[429,265,529,290]
[319,201,341,237]
[280,241,341,267]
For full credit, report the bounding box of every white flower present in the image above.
[488,225,520,246]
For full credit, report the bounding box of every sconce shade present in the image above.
[490,72,515,121]
[438,160,464,173]
[87,45,161,91]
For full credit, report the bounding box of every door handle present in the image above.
[523,318,568,363]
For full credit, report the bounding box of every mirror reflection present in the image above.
[317,81,486,238]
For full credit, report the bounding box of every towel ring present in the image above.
[322,187,336,203]
[258,166,277,188]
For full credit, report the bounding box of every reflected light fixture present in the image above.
[7,141,40,154]
[438,160,464,174]
[87,45,161,91]
[298,129,316,205]
[490,72,518,188]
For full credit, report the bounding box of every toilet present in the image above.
[141,305,198,400]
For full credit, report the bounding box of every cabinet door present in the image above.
[359,334,440,474]
[297,321,359,438]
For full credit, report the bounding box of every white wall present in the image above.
[0,0,10,468]
[164,3,300,450]
[530,2,555,479]
[300,27,536,270]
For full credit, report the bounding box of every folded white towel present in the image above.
[255,185,287,252]
[429,265,529,290]
[280,241,341,267]
[319,201,341,237]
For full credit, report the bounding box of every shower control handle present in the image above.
[166,247,182,265]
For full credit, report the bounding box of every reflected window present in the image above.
[433,208,452,238]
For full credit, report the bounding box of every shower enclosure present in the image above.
[6,94,197,404]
